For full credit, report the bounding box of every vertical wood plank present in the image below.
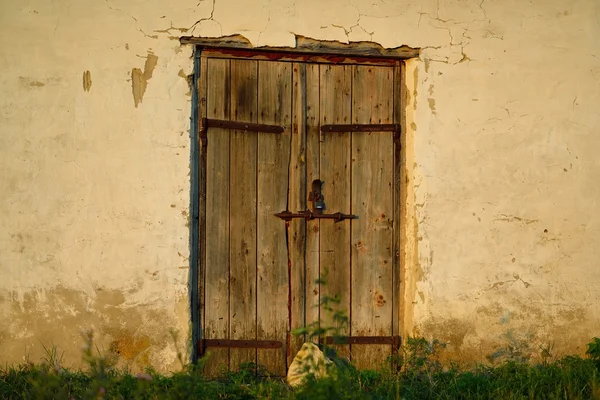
[289,62,307,365]
[204,58,231,375]
[351,65,395,369]
[198,55,208,363]
[392,62,403,359]
[319,64,352,360]
[229,59,258,370]
[256,60,292,376]
[398,61,410,354]
[304,64,321,343]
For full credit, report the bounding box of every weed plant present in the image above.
[1,335,600,399]
[2,279,600,400]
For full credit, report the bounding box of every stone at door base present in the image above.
[287,342,334,387]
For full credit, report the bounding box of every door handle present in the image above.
[274,210,357,223]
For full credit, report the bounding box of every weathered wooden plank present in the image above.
[398,61,410,352]
[294,36,419,59]
[180,34,420,60]
[391,62,403,359]
[318,64,352,360]
[321,124,400,133]
[195,49,399,67]
[229,58,258,371]
[204,118,283,133]
[350,65,395,369]
[304,63,321,345]
[288,62,307,366]
[198,55,208,364]
[202,339,281,349]
[256,60,292,376]
[204,57,231,375]
[321,335,400,346]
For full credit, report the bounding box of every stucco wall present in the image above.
[0,0,599,371]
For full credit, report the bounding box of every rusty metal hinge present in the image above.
[321,123,401,142]
[198,339,282,356]
[275,210,357,223]
[320,335,401,347]
[199,118,284,145]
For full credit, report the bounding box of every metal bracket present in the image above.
[319,335,402,355]
[320,335,401,346]
[199,118,284,145]
[275,210,357,223]
[321,123,401,142]
[198,339,282,356]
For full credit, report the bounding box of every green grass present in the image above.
[1,337,599,399]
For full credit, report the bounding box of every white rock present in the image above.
[287,342,334,387]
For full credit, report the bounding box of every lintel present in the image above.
[180,34,420,60]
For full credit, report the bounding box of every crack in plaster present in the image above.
[419,0,490,65]
[105,0,158,40]
[153,23,189,35]
[478,0,488,20]
[256,10,272,46]
[188,0,223,37]
[484,273,532,291]
[493,214,539,224]
[317,3,377,42]
[320,12,375,42]
[419,13,469,64]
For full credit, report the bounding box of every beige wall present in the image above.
[1,0,598,371]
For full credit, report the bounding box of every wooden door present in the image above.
[198,51,402,375]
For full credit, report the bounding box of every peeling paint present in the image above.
[178,68,194,96]
[108,330,151,367]
[412,66,418,111]
[0,285,188,372]
[2,0,600,372]
[154,25,189,34]
[421,318,475,351]
[19,77,45,87]
[427,98,436,114]
[131,52,158,108]
[400,59,421,343]
[493,214,539,224]
[82,70,92,92]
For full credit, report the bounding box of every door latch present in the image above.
[308,179,326,215]
[275,179,357,223]
[274,210,357,222]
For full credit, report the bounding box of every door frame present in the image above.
[187,36,416,366]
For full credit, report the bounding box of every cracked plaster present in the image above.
[1,0,600,370]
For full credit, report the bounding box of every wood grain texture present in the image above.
[288,62,307,366]
[180,35,420,60]
[304,64,321,344]
[229,59,258,370]
[350,65,395,369]
[319,64,352,359]
[198,55,208,360]
[398,61,409,350]
[204,57,231,375]
[198,54,403,373]
[194,49,399,66]
[256,60,292,376]
[392,63,402,353]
